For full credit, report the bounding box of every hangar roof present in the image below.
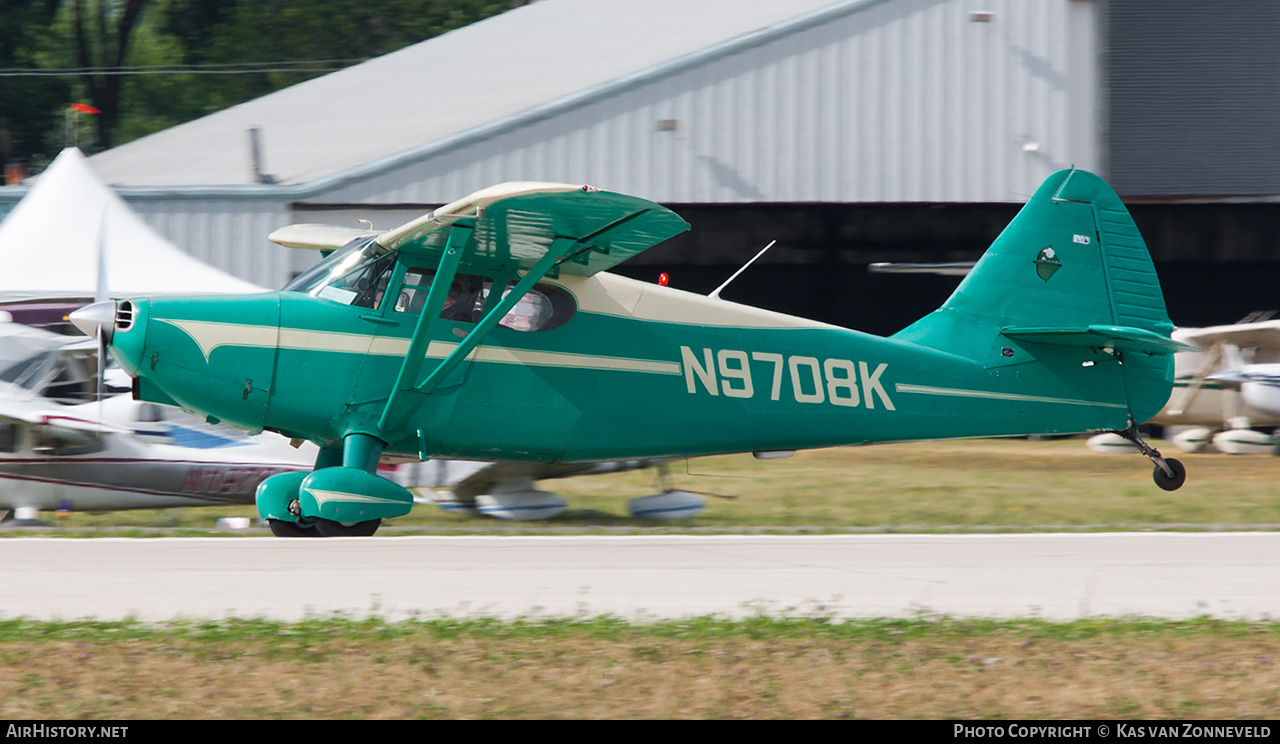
[88,0,844,188]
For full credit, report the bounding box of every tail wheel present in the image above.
[1153,458,1187,491]
[268,518,323,537]
[1114,421,1189,492]
[314,518,381,537]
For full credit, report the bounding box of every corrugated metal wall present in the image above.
[128,199,295,288]
[319,0,1099,205]
[1107,0,1280,197]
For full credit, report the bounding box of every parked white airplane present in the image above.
[0,319,315,523]
[1209,357,1280,416]
[1088,320,1280,455]
[1207,363,1280,447]
[397,457,682,520]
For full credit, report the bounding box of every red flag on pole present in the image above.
[70,103,101,114]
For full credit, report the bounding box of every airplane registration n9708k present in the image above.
[70,171,1193,537]
[679,347,894,409]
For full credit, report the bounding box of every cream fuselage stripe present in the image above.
[305,488,403,506]
[565,273,843,331]
[157,319,681,376]
[894,383,1128,409]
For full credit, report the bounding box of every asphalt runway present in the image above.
[2,533,1277,622]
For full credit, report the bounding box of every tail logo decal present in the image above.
[1034,247,1061,282]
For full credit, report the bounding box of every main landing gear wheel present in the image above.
[1153,458,1187,492]
[268,518,323,537]
[314,518,382,537]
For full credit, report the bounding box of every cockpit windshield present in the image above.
[282,238,396,309]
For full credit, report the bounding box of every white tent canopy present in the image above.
[0,148,266,303]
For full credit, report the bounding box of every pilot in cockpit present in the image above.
[441,276,482,322]
[395,273,482,322]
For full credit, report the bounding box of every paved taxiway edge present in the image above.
[1,533,1276,622]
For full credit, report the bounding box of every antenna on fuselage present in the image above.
[709,240,776,300]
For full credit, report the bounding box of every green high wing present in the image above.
[376,182,690,276]
[268,181,688,275]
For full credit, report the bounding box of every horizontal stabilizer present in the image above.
[1002,325,1198,355]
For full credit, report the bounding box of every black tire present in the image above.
[1153,458,1187,491]
[314,518,381,537]
[268,518,323,537]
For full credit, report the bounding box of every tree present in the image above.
[150,0,513,128]
[0,0,69,168]
[71,0,149,149]
[5,1,515,162]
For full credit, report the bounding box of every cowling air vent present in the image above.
[114,300,135,333]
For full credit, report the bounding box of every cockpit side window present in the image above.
[0,422,16,453]
[32,426,104,456]
[327,251,395,308]
[396,271,486,322]
[283,238,397,309]
[479,280,575,332]
[394,270,575,332]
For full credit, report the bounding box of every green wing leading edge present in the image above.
[71,171,1191,537]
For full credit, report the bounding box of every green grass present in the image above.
[1,613,1275,644]
[2,615,1278,719]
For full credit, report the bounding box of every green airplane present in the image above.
[70,168,1192,537]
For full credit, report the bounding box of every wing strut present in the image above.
[377,209,660,437]
[375,220,473,434]
[377,235,567,435]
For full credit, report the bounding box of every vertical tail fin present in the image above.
[894,169,1180,423]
